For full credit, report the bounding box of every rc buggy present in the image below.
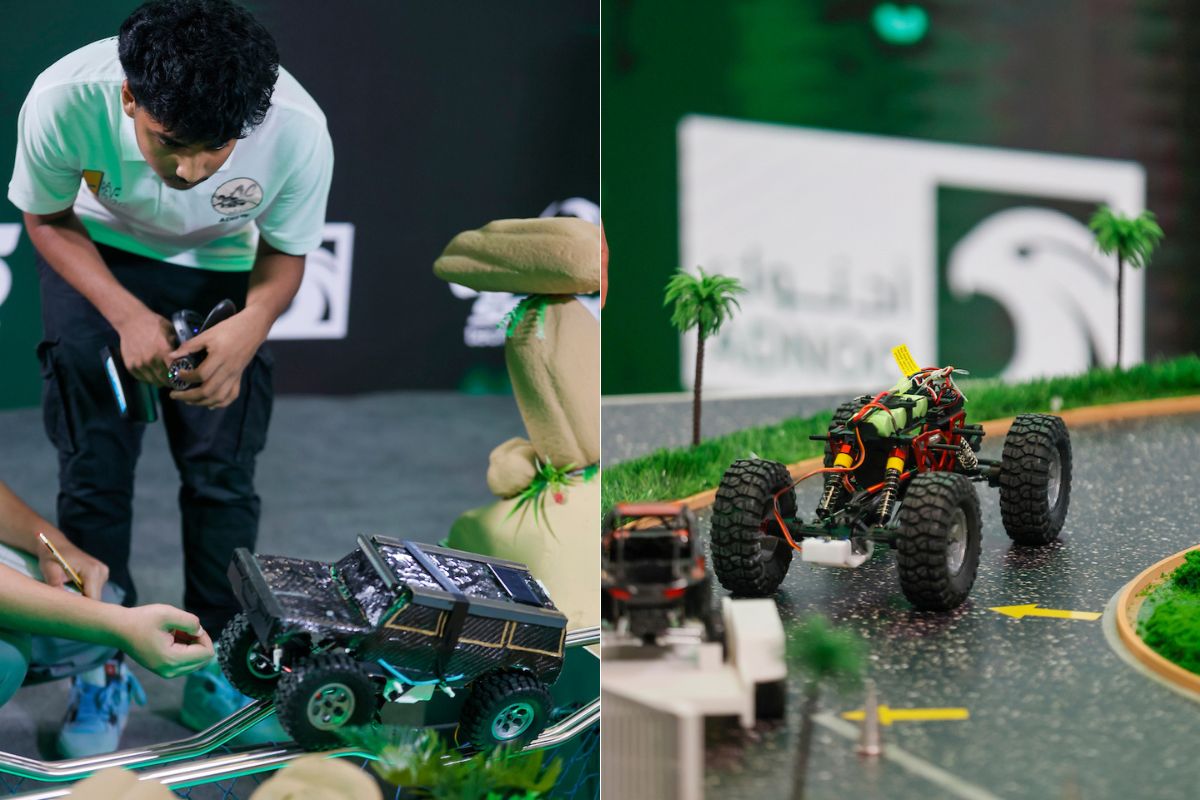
[710,361,1072,611]
[218,536,567,750]
[601,503,719,644]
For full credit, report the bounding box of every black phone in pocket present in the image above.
[100,345,158,422]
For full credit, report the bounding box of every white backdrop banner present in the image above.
[678,116,1146,395]
[270,222,355,340]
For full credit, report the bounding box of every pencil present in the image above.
[37,532,85,592]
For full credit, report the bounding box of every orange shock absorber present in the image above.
[877,446,907,524]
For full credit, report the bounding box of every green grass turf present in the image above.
[1139,551,1200,675]
[602,354,1200,516]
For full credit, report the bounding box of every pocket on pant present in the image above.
[235,347,275,463]
[36,339,78,456]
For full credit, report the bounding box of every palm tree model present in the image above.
[788,615,865,800]
[663,268,746,445]
[1088,205,1164,368]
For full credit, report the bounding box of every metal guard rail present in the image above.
[5,626,600,797]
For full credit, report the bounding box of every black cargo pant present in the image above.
[36,243,273,638]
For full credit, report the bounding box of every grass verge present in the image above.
[602,354,1200,515]
[1139,551,1200,675]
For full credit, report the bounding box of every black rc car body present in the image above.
[601,503,716,643]
[220,535,567,750]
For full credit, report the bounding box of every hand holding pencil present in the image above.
[36,531,110,601]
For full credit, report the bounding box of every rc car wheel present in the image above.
[895,472,982,611]
[628,608,670,644]
[999,413,1072,546]
[459,670,552,749]
[711,458,797,597]
[274,654,377,750]
[705,605,726,654]
[755,679,787,721]
[217,611,281,700]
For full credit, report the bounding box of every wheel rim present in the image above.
[1046,448,1062,509]
[245,643,279,681]
[946,508,968,575]
[306,683,356,731]
[491,701,536,741]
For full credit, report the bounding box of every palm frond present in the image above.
[1089,205,1164,269]
[786,615,866,692]
[663,267,746,338]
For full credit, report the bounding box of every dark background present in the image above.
[0,0,599,408]
[601,0,1200,394]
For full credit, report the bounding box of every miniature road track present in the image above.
[609,406,1200,799]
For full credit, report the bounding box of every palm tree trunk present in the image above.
[1116,255,1125,369]
[791,684,820,800]
[692,333,706,446]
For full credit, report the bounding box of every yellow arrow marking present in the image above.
[989,603,1101,621]
[841,706,969,726]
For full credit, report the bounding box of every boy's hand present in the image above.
[37,533,109,600]
[116,308,176,387]
[168,309,270,409]
[115,605,214,678]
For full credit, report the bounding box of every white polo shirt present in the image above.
[8,38,333,272]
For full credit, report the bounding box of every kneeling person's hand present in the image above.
[114,605,214,679]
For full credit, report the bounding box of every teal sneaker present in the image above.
[180,659,287,745]
[57,660,147,758]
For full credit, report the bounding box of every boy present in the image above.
[8,0,333,752]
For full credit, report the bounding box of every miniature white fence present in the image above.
[601,689,703,800]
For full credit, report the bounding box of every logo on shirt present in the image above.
[82,170,104,196]
[82,169,121,202]
[211,177,264,215]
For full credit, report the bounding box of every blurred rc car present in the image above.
[601,503,719,644]
[219,536,566,750]
[710,358,1072,611]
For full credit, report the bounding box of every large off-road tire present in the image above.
[999,413,1072,546]
[711,459,797,597]
[217,612,282,700]
[459,671,552,749]
[274,654,377,751]
[895,473,982,611]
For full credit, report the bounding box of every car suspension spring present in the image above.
[819,474,842,514]
[957,440,979,471]
[877,467,901,524]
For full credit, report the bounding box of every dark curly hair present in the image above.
[118,0,279,145]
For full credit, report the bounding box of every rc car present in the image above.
[601,503,718,644]
[218,536,567,750]
[710,361,1072,610]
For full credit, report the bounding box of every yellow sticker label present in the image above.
[892,344,920,377]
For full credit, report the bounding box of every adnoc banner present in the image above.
[677,116,1145,396]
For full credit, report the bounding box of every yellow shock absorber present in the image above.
[877,447,907,524]
[821,443,855,514]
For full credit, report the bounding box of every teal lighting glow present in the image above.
[872,3,929,45]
